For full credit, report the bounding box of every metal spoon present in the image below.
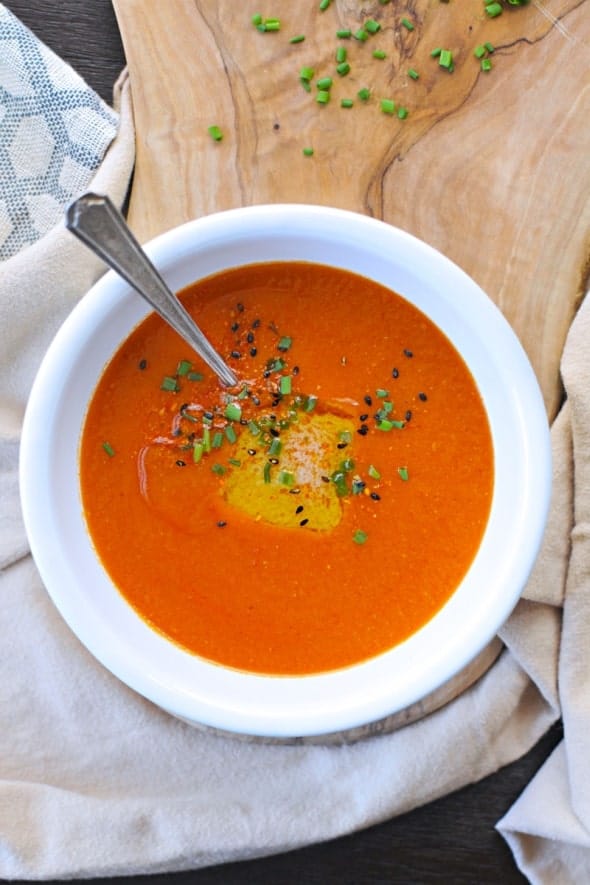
[65,193,238,387]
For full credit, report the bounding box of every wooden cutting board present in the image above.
[110,0,589,733]
[112,0,590,419]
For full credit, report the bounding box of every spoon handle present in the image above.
[65,193,237,387]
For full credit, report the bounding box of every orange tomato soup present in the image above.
[79,262,494,675]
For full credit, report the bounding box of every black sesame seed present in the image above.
[296,505,304,514]
[180,402,189,411]
[247,448,257,456]
[252,319,261,329]
[403,349,413,358]
[292,365,300,375]
[321,475,330,483]
[299,518,309,527]
[231,322,239,332]
[247,332,255,344]
[269,457,279,465]
[250,347,258,357]
[273,122,280,131]
[175,459,186,467]
[370,492,381,501]
[418,392,428,402]
[336,442,348,449]
[357,424,369,436]
[263,370,271,378]
[240,418,248,425]
[364,394,373,406]
[230,350,241,359]
[217,520,227,527]
[236,302,244,313]
[172,428,182,438]
[405,410,412,421]
[392,368,399,378]
[138,358,147,370]
[203,411,214,421]
[289,488,301,495]
[269,427,280,438]
[359,413,369,421]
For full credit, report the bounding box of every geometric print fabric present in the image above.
[0,4,118,260]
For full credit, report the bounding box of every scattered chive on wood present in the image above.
[316,90,331,104]
[365,19,381,33]
[381,99,396,114]
[398,106,409,119]
[302,146,314,156]
[341,98,354,108]
[481,58,493,71]
[336,61,351,76]
[401,17,415,30]
[357,87,371,101]
[207,125,223,142]
[290,34,305,44]
[408,67,419,79]
[319,0,331,9]
[372,49,387,59]
[354,29,369,42]
[317,76,333,90]
[336,46,347,63]
[336,29,352,38]
[439,49,453,69]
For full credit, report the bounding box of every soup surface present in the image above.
[80,262,494,675]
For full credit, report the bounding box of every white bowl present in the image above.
[19,205,551,739]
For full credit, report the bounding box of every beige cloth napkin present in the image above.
[1,13,589,885]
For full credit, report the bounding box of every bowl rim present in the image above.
[19,203,552,738]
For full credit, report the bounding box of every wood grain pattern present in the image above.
[113,0,589,420]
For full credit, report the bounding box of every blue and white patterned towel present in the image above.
[0,3,118,260]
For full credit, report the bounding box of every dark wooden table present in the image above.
[4,2,562,882]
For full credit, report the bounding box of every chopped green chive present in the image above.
[401,17,415,30]
[372,49,387,60]
[228,458,241,467]
[319,0,331,9]
[212,432,223,449]
[277,335,292,351]
[279,375,292,395]
[202,426,211,452]
[187,371,204,382]
[336,46,347,63]
[251,13,263,26]
[248,420,261,436]
[430,47,442,58]
[207,125,223,142]
[336,29,352,38]
[341,98,354,108]
[263,18,281,31]
[339,430,352,445]
[317,77,333,90]
[224,402,242,422]
[439,49,453,69]
[102,441,115,457]
[474,44,487,59]
[365,19,381,34]
[316,90,331,104]
[278,469,295,486]
[353,529,368,545]
[193,442,204,463]
[485,2,503,16]
[263,461,272,483]
[354,28,369,42]
[290,34,305,43]
[368,464,381,480]
[300,66,315,82]
[302,146,314,156]
[304,394,317,412]
[481,58,493,71]
[398,466,409,481]
[161,376,179,392]
[224,425,237,444]
[212,463,226,476]
[336,61,351,76]
[380,99,396,115]
[268,437,282,457]
[176,359,192,376]
[485,42,495,53]
[357,87,371,102]
[398,106,409,119]
[376,388,389,398]
[408,68,420,79]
